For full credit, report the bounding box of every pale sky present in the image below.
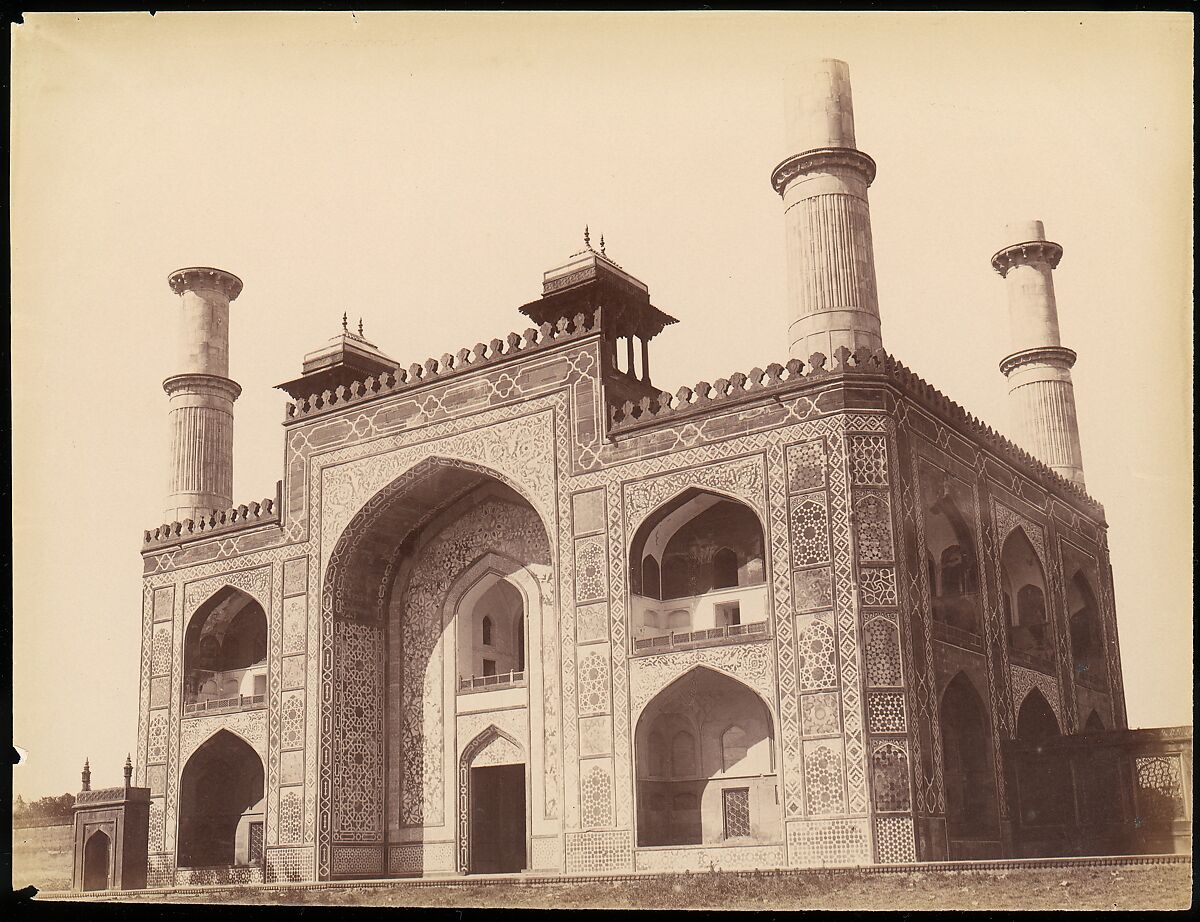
[11,12,1193,799]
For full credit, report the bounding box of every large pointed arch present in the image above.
[318,455,552,880]
[633,665,780,848]
[177,729,265,868]
[939,672,1000,848]
[182,585,267,714]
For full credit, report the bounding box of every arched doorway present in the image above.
[321,458,551,878]
[634,667,779,847]
[1016,689,1060,742]
[82,830,111,891]
[183,586,267,714]
[178,730,265,867]
[628,489,767,648]
[939,673,999,853]
[459,727,528,874]
[1015,690,1070,827]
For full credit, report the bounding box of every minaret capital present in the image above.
[990,240,1063,277]
[999,345,1077,377]
[770,147,876,196]
[168,266,244,301]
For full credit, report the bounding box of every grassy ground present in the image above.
[55,863,1191,911]
[11,824,73,892]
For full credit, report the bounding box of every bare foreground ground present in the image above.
[29,863,1192,911]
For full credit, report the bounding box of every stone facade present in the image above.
[135,306,1127,881]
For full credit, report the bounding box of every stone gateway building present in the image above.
[116,61,1188,888]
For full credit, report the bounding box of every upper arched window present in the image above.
[184,587,267,712]
[918,464,982,633]
[482,616,493,646]
[1067,569,1106,686]
[1000,528,1052,663]
[629,489,765,601]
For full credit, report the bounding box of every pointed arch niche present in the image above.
[320,456,551,878]
[917,463,982,635]
[177,729,265,868]
[634,667,780,848]
[1063,551,1108,689]
[628,488,767,649]
[183,586,267,715]
[939,673,1000,852]
[1000,528,1054,670]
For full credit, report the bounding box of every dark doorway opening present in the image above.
[469,764,526,874]
[83,830,111,891]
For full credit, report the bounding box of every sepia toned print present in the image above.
[10,11,1191,909]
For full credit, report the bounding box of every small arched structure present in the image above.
[939,673,1000,850]
[177,730,265,868]
[634,667,779,847]
[629,489,767,647]
[183,586,267,714]
[82,830,111,891]
[918,466,982,633]
[1084,709,1106,732]
[1000,529,1053,665]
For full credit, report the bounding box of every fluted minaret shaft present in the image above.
[991,221,1085,488]
[163,267,243,523]
[772,59,883,361]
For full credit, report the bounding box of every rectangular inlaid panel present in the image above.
[571,488,606,537]
[283,557,308,598]
[152,587,175,623]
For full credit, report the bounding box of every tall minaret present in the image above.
[163,267,243,523]
[771,59,883,361]
[990,221,1086,488]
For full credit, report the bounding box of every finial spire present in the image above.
[342,312,348,334]
[599,234,606,256]
[124,753,133,789]
[358,317,364,338]
[584,225,591,248]
[81,758,91,792]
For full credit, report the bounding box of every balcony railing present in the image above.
[458,670,526,694]
[633,620,768,655]
[931,619,984,652]
[184,693,266,716]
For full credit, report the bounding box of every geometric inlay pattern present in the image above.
[804,744,845,816]
[797,618,837,691]
[864,617,903,687]
[790,496,830,567]
[859,566,898,607]
[849,435,889,487]
[866,693,906,733]
[875,815,916,863]
[854,492,894,562]
[801,692,841,737]
[871,742,911,812]
[578,649,611,716]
